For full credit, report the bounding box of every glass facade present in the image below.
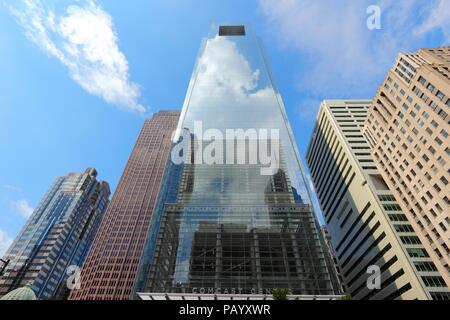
[133,25,338,296]
[0,168,110,300]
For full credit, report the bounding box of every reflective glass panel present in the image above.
[134,25,338,296]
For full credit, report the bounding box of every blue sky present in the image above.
[1,0,449,255]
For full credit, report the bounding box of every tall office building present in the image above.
[0,168,110,300]
[364,47,450,287]
[133,25,341,300]
[70,110,180,300]
[307,100,450,300]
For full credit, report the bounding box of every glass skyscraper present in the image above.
[0,168,110,300]
[133,25,339,297]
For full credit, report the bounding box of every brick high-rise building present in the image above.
[364,47,450,287]
[69,110,180,300]
[0,168,110,300]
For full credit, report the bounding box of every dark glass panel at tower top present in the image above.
[133,25,339,296]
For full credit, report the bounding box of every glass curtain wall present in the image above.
[133,25,338,296]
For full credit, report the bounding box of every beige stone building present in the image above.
[364,47,450,287]
[307,100,449,300]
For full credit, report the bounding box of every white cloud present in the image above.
[0,229,13,257]
[184,35,277,130]
[1,185,34,219]
[14,199,34,219]
[414,0,450,42]
[258,0,448,118]
[10,0,145,112]
[196,35,261,95]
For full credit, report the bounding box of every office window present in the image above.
[400,236,421,245]
[418,76,426,85]
[422,276,447,288]
[378,195,396,202]
[388,214,408,222]
[431,292,450,300]
[414,261,438,272]
[433,184,442,192]
[407,248,429,258]
[394,224,414,233]
[383,204,402,211]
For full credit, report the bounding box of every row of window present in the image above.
[418,76,450,106]
[412,85,449,123]
[378,195,397,202]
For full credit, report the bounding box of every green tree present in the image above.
[272,289,290,300]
